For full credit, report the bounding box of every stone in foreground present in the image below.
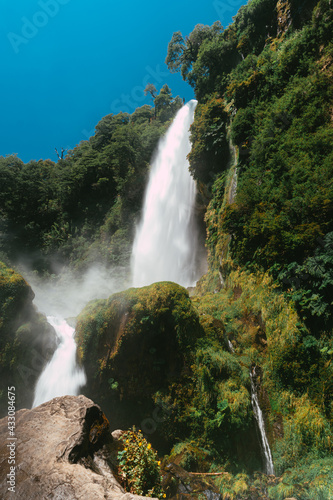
[0,395,156,499]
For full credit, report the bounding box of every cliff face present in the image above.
[170,0,333,489]
[0,262,57,416]
[0,395,156,500]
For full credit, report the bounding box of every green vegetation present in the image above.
[75,281,204,433]
[162,0,333,494]
[0,87,182,273]
[1,0,333,495]
[117,428,164,498]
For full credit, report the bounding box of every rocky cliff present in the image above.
[0,262,57,416]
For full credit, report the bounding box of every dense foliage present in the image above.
[163,0,333,494]
[0,87,182,273]
[166,0,333,326]
[172,0,333,325]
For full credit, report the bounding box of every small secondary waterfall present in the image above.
[131,100,199,288]
[32,316,86,407]
[228,339,235,353]
[250,367,275,475]
[228,167,238,204]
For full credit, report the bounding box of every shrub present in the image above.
[117,428,165,498]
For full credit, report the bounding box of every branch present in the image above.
[55,147,67,160]
[188,472,229,476]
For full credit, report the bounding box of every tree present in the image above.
[165,22,223,85]
[131,104,154,125]
[144,83,157,100]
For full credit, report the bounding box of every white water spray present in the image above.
[250,367,275,475]
[29,266,121,408]
[32,316,86,407]
[131,100,199,288]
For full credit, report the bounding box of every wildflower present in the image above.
[147,443,151,450]
[157,461,161,466]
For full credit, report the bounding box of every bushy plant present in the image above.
[117,428,165,498]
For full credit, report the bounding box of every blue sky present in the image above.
[1,0,244,163]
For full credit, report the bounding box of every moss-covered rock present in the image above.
[75,281,204,431]
[0,262,57,416]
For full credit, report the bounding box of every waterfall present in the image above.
[131,100,199,288]
[228,339,235,353]
[29,265,129,408]
[32,316,86,407]
[250,367,275,475]
[31,101,201,407]
[228,167,238,204]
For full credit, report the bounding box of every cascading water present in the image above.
[228,167,238,204]
[32,101,202,408]
[29,267,120,408]
[32,316,86,407]
[131,100,200,288]
[228,339,235,353]
[250,367,275,475]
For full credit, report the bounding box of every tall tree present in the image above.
[165,22,223,85]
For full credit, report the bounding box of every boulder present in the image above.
[75,282,204,429]
[0,395,156,499]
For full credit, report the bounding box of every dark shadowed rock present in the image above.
[0,262,57,416]
[0,395,156,499]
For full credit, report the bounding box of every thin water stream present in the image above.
[250,367,275,475]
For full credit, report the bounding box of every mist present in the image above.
[24,264,130,320]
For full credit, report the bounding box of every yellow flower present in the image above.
[147,443,151,450]
[157,461,161,466]
[138,442,142,446]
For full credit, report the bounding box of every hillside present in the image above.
[0,0,333,497]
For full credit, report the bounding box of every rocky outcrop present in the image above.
[0,262,57,416]
[276,0,292,35]
[0,395,156,499]
[75,282,204,430]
